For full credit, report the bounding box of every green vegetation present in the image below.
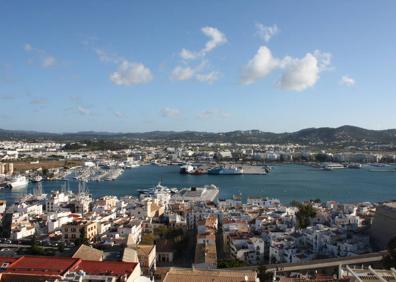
[217,259,246,268]
[257,265,273,281]
[140,233,155,244]
[295,202,317,229]
[64,140,129,151]
[153,227,188,256]
[28,236,54,256]
[74,228,90,247]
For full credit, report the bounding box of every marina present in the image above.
[1,164,396,205]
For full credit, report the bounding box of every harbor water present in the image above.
[1,164,396,204]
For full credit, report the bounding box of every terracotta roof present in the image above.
[0,257,17,268]
[0,256,138,281]
[163,268,257,282]
[5,256,79,276]
[72,260,138,277]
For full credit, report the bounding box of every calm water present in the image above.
[1,164,396,204]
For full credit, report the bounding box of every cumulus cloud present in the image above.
[173,26,226,83]
[241,46,332,91]
[110,60,153,86]
[277,53,319,91]
[23,43,57,68]
[201,26,228,54]
[171,66,195,81]
[277,51,331,91]
[161,107,181,118]
[180,49,199,60]
[171,61,218,83]
[92,48,153,87]
[198,108,230,119]
[180,26,227,61]
[241,46,279,85]
[340,75,356,87]
[256,23,279,42]
[77,105,91,115]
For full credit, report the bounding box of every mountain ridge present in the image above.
[1,125,396,145]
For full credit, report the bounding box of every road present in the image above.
[230,251,387,273]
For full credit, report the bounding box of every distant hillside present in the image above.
[1,126,396,145]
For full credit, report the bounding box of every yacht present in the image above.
[32,175,43,182]
[180,164,194,174]
[7,175,29,189]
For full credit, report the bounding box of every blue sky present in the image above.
[1,1,395,133]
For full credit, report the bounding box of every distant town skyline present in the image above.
[1,1,395,133]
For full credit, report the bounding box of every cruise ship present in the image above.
[207,166,243,175]
[6,175,29,189]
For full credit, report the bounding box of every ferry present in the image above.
[6,175,29,189]
[322,163,345,171]
[207,166,243,175]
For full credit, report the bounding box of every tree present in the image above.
[58,242,65,252]
[75,227,90,247]
[257,265,274,282]
[42,168,49,177]
[217,259,246,268]
[296,203,316,229]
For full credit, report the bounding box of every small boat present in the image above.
[31,175,43,182]
[180,164,194,174]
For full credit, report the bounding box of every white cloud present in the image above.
[110,60,153,86]
[95,48,122,64]
[170,62,217,83]
[171,66,195,81]
[23,43,57,68]
[198,108,230,119]
[340,75,356,87]
[77,105,90,115]
[161,107,181,118]
[201,26,228,54]
[180,49,198,60]
[241,46,332,91]
[42,56,56,68]
[180,26,227,61]
[256,23,279,42]
[277,53,319,91]
[277,51,331,91]
[241,46,279,85]
[173,26,226,84]
[196,71,219,84]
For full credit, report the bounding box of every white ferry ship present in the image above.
[7,175,29,189]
